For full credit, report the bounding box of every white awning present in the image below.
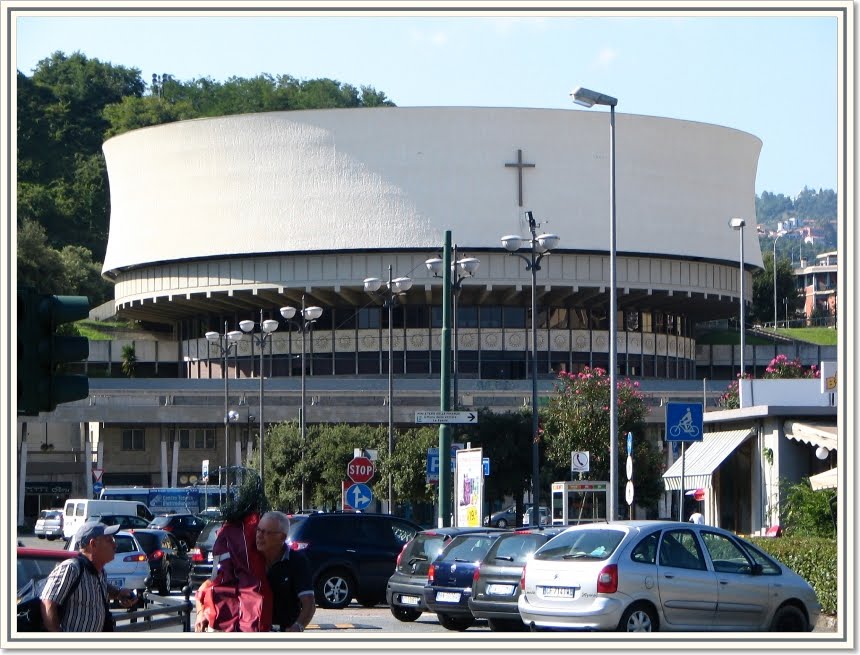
[810,468,837,490]
[662,428,754,491]
[784,421,838,451]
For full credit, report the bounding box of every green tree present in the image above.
[779,478,836,538]
[120,344,137,378]
[751,252,800,324]
[541,368,664,514]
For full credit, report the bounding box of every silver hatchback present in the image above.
[518,520,820,632]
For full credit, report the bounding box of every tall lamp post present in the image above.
[205,322,243,493]
[729,218,747,407]
[772,232,784,328]
[280,298,323,511]
[364,266,413,514]
[426,248,480,407]
[239,310,280,488]
[501,212,559,516]
[571,86,619,520]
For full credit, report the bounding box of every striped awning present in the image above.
[662,428,754,491]
[809,468,837,491]
[784,421,838,452]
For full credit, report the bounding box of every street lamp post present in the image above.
[280,298,323,511]
[426,248,480,407]
[772,232,784,328]
[729,218,747,407]
[205,322,243,493]
[239,310,280,488]
[364,266,413,514]
[571,86,619,520]
[501,212,559,517]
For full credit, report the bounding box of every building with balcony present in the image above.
[795,251,838,324]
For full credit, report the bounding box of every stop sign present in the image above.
[348,456,375,484]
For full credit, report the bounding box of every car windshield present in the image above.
[197,523,222,548]
[405,534,447,564]
[150,516,172,527]
[488,534,547,564]
[440,535,497,562]
[132,532,161,552]
[534,528,625,561]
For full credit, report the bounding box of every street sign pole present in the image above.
[438,230,452,528]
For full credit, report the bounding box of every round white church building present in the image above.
[101,107,764,381]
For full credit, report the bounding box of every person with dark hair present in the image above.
[40,522,136,631]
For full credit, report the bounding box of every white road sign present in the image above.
[571,451,590,473]
[415,411,478,424]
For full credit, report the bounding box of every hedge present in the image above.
[749,535,837,615]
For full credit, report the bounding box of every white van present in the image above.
[62,499,154,540]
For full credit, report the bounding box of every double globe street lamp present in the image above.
[279,299,324,511]
[501,212,559,517]
[239,311,280,488]
[205,323,243,493]
[425,249,480,407]
[364,266,413,514]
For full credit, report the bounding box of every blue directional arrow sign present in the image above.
[346,482,373,510]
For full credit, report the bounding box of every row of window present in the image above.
[121,428,217,451]
[190,306,692,339]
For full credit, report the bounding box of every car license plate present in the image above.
[108,578,124,588]
[486,584,516,596]
[207,552,213,562]
[400,595,421,606]
[435,591,461,603]
[540,586,574,598]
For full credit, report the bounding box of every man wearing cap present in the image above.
[40,521,137,631]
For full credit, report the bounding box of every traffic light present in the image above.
[17,289,90,416]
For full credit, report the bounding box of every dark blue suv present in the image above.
[422,531,505,631]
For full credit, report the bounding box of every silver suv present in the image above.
[34,509,64,540]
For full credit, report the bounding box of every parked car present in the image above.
[147,513,207,548]
[196,507,223,523]
[129,529,192,596]
[386,527,505,622]
[16,546,75,597]
[483,505,519,528]
[287,513,421,609]
[62,499,153,540]
[522,505,550,526]
[189,521,222,589]
[469,526,566,631]
[92,514,153,530]
[518,520,821,632]
[422,531,505,631]
[34,509,64,540]
[66,530,149,596]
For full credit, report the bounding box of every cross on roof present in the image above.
[504,149,536,207]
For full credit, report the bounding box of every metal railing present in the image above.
[112,581,193,632]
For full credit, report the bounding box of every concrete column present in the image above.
[171,428,180,486]
[83,423,93,499]
[160,427,169,487]
[18,422,28,527]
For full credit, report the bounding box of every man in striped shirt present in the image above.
[40,522,137,631]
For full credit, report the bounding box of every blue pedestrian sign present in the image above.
[346,482,373,510]
[626,432,633,455]
[482,457,490,477]
[665,402,703,442]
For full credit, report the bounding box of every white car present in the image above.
[66,530,149,593]
[518,520,820,632]
[34,509,64,540]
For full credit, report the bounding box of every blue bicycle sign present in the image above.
[665,402,703,442]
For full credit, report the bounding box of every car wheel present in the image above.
[496,519,508,528]
[390,606,422,622]
[315,569,354,609]
[158,568,171,596]
[437,613,474,631]
[618,603,658,632]
[487,618,526,631]
[770,605,809,631]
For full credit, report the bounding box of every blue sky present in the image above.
[14,8,841,197]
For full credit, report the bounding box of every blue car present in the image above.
[422,532,505,631]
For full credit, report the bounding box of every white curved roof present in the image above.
[102,107,763,275]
